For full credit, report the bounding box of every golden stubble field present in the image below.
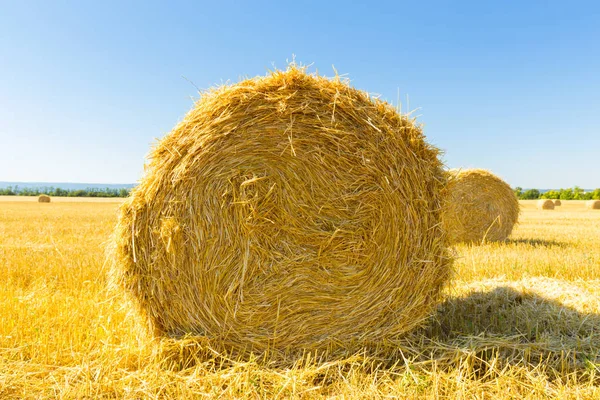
[0,197,599,399]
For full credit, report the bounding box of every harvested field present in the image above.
[0,198,598,398]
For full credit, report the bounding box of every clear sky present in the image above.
[1,1,599,188]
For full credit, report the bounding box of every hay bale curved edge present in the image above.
[538,199,555,210]
[110,66,453,357]
[587,200,600,210]
[442,169,520,244]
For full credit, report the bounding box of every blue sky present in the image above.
[1,1,599,188]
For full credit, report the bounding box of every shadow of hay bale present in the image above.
[152,279,600,386]
[409,282,600,381]
[426,286,599,343]
[504,238,569,248]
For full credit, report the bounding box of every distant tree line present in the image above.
[2,184,598,200]
[0,186,131,198]
[514,186,600,200]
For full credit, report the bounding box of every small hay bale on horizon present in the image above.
[538,199,555,210]
[554,199,561,206]
[38,194,51,203]
[442,168,520,244]
[587,200,600,210]
[110,66,453,358]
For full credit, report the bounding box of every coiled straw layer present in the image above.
[587,200,600,210]
[443,169,520,244]
[538,199,555,210]
[111,67,452,357]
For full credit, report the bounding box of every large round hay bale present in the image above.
[587,200,600,210]
[538,199,555,210]
[111,67,452,355]
[442,169,520,244]
[38,194,51,203]
[554,199,561,206]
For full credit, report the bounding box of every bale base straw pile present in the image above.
[111,66,452,356]
[587,200,600,210]
[442,169,520,244]
[38,194,51,203]
[538,199,555,210]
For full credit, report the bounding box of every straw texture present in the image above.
[38,194,51,203]
[442,169,520,244]
[587,200,600,210]
[538,199,555,210]
[111,67,452,356]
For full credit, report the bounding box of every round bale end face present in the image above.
[442,169,520,244]
[538,199,555,210]
[111,67,453,356]
[38,194,51,203]
[587,200,600,210]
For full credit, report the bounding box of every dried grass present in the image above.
[442,169,520,244]
[587,200,600,210]
[110,66,452,358]
[554,199,561,206]
[38,194,51,203]
[3,200,600,398]
[538,199,555,210]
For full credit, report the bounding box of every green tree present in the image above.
[572,186,585,200]
[514,187,523,198]
[541,190,560,199]
[0,186,15,195]
[520,189,540,200]
[559,188,574,200]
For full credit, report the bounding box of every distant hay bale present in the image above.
[442,169,520,244]
[538,199,555,210]
[554,199,561,206]
[38,194,51,203]
[587,200,600,210]
[111,67,453,356]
